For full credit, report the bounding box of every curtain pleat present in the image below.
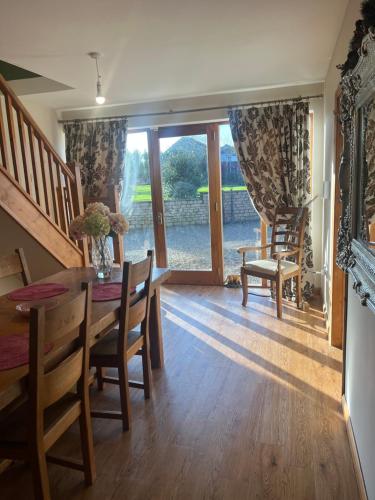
[228,102,314,298]
[64,119,127,199]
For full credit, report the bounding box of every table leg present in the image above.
[149,287,164,369]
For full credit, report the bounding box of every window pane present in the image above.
[122,132,155,262]
[219,124,262,282]
[159,134,212,270]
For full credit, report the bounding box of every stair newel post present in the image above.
[72,163,89,266]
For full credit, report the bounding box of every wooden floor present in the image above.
[0,286,359,499]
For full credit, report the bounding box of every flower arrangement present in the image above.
[69,202,129,240]
[69,203,129,278]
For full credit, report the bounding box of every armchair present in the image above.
[238,207,307,319]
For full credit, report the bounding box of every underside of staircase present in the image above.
[0,74,88,268]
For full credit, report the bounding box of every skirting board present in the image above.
[342,395,368,500]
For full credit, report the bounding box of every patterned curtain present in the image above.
[228,102,313,298]
[64,118,127,199]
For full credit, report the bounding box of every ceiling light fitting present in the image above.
[88,52,105,105]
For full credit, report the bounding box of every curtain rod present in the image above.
[58,94,323,124]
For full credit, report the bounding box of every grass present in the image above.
[133,184,152,202]
[197,185,246,194]
[132,184,246,202]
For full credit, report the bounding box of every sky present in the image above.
[126,123,234,153]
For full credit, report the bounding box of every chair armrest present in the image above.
[272,249,299,260]
[237,244,271,254]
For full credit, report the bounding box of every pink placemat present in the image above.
[0,334,53,371]
[8,283,69,301]
[92,283,123,302]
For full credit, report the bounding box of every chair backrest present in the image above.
[117,250,154,354]
[0,248,31,287]
[28,282,92,425]
[270,207,308,266]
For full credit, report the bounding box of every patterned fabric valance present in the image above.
[64,118,127,199]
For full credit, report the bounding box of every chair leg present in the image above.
[96,367,104,391]
[276,276,283,319]
[141,343,152,400]
[79,393,96,486]
[118,363,131,432]
[31,448,51,500]
[241,268,248,307]
[296,274,302,309]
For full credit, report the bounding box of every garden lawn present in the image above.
[133,184,246,202]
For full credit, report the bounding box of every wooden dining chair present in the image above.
[238,207,307,319]
[0,282,96,500]
[90,250,153,432]
[0,248,32,288]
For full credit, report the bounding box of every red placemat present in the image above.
[0,334,53,371]
[92,283,123,302]
[8,283,69,301]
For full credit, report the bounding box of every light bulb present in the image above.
[96,95,106,105]
[96,80,105,105]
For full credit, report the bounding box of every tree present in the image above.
[162,150,207,199]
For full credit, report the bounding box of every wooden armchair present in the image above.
[238,207,307,319]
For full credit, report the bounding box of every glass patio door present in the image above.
[148,124,223,284]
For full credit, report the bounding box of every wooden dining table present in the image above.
[0,266,171,409]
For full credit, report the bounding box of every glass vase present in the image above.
[92,237,112,279]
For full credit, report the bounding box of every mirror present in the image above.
[337,30,375,313]
[362,99,375,246]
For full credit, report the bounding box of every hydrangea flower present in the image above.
[69,214,85,240]
[69,202,129,241]
[109,213,129,235]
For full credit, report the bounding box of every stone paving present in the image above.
[124,220,264,277]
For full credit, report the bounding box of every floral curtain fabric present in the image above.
[228,102,313,297]
[64,118,127,199]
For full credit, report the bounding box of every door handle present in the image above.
[157,212,163,225]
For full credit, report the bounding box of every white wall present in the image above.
[346,278,375,500]
[323,1,375,498]
[20,94,65,159]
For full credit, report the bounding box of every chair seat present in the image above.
[0,393,80,446]
[244,258,299,277]
[90,329,143,358]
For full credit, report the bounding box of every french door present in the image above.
[148,124,224,284]
[123,123,268,286]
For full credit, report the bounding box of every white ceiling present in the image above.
[0,0,348,110]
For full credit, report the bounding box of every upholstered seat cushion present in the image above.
[244,258,299,277]
[90,329,142,358]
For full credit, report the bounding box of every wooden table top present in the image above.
[0,266,170,392]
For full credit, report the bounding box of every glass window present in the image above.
[122,131,155,263]
[159,134,212,270]
[219,124,263,282]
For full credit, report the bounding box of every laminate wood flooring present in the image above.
[0,286,359,499]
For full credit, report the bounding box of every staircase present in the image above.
[0,74,88,267]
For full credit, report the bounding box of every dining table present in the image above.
[0,266,171,410]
